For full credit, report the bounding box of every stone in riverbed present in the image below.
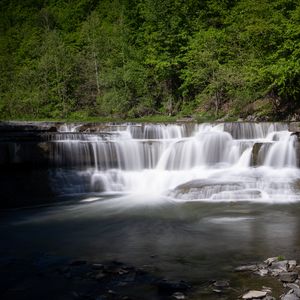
[172,292,186,299]
[270,268,284,277]
[294,288,300,298]
[213,280,230,288]
[235,265,258,272]
[281,294,300,300]
[271,260,288,272]
[69,260,87,266]
[289,261,297,271]
[279,272,298,283]
[157,279,191,293]
[257,269,269,276]
[264,257,278,266]
[286,284,300,297]
[92,263,104,270]
[242,290,267,299]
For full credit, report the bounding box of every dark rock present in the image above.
[251,143,271,166]
[92,263,104,270]
[95,271,106,280]
[157,279,191,294]
[213,280,230,288]
[279,272,298,283]
[70,260,87,266]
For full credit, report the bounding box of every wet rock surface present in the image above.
[236,257,300,300]
[0,255,194,300]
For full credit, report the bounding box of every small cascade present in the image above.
[264,132,297,168]
[49,122,300,203]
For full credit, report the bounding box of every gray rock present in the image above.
[280,272,298,283]
[261,286,272,293]
[235,265,258,272]
[213,280,230,288]
[294,288,300,298]
[264,296,276,300]
[264,257,279,265]
[289,122,300,133]
[270,268,284,277]
[281,294,300,300]
[286,283,300,290]
[172,292,185,300]
[242,290,267,299]
[257,269,269,276]
[271,260,288,272]
[289,261,297,271]
[95,271,106,280]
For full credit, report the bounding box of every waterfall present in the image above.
[49,123,300,203]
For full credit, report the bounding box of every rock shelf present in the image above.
[236,257,300,300]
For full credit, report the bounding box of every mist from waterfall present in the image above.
[51,123,300,203]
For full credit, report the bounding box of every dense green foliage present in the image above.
[0,0,299,120]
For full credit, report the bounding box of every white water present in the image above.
[50,123,300,203]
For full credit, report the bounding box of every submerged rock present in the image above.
[213,280,230,288]
[172,292,186,299]
[157,279,191,293]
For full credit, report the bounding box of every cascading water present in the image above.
[49,123,300,203]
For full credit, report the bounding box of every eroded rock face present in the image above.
[0,121,59,132]
[288,122,300,133]
[250,142,272,166]
[168,179,244,200]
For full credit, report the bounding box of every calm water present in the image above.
[1,195,300,284]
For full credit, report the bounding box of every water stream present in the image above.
[2,122,300,299]
[51,122,300,203]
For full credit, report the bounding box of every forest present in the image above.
[0,0,299,121]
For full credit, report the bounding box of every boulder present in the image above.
[279,272,298,283]
[281,294,300,300]
[271,260,289,272]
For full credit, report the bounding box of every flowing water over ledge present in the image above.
[2,122,300,299]
[49,122,300,203]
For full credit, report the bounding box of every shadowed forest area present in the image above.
[0,0,299,120]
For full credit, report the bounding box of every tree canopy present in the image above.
[0,0,299,120]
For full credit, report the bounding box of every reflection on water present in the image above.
[1,196,300,283]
